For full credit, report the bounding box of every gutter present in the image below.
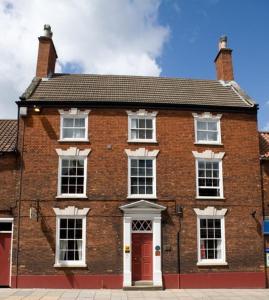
[16,100,258,114]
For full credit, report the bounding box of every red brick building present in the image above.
[0,120,17,287]
[260,132,269,287]
[0,26,266,289]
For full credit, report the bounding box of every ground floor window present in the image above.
[194,206,227,266]
[55,216,86,267]
[199,218,222,260]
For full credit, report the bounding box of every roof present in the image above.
[21,74,256,109]
[260,132,269,159]
[0,120,17,152]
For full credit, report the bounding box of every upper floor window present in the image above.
[59,108,90,142]
[193,112,222,145]
[193,150,225,199]
[53,206,90,267]
[125,148,159,199]
[56,147,91,198]
[194,206,227,266]
[127,110,157,143]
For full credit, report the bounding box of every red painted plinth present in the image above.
[11,272,265,289]
[11,275,123,289]
[163,272,266,289]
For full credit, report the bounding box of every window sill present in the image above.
[194,142,223,146]
[54,263,87,268]
[197,261,228,267]
[58,139,89,143]
[127,139,158,144]
[127,195,157,200]
[56,195,88,199]
[196,197,225,200]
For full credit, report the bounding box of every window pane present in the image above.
[69,186,76,194]
[74,118,85,127]
[197,131,207,141]
[61,186,68,194]
[200,229,207,238]
[131,119,138,129]
[131,186,138,194]
[208,122,217,130]
[131,168,137,176]
[68,219,75,228]
[74,129,85,138]
[68,229,75,239]
[63,128,74,138]
[62,160,69,167]
[208,132,218,141]
[139,119,145,128]
[139,160,145,168]
[76,219,82,228]
[76,186,84,194]
[138,130,146,139]
[215,219,221,228]
[146,160,152,168]
[131,160,137,168]
[146,167,153,176]
[131,129,138,139]
[77,177,84,185]
[131,178,138,185]
[60,230,67,239]
[60,219,67,228]
[146,186,153,194]
[197,121,207,130]
[146,119,153,128]
[200,219,206,228]
[198,161,205,169]
[138,178,145,185]
[213,162,219,170]
[146,130,153,139]
[139,186,145,194]
[63,118,74,127]
[199,188,219,197]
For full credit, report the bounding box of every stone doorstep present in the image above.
[123,280,163,291]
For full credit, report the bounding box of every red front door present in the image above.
[132,233,152,281]
[0,233,11,286]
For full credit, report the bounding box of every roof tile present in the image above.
[0,120,17,152]
[25,74,255,108]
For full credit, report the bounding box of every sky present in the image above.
[0,0,268,130]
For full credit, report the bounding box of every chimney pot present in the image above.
[219,35,228,50]
[43,24,53,38]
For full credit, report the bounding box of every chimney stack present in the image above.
[36,24,58,78]
[214,36,234,81]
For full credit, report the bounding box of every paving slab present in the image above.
[1,289,269,300]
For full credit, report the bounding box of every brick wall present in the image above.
[0,153,17,217]
[14,107,264,276]
[262,161,269,286]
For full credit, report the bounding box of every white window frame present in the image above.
[194,206,227,266]
[193,150,225,199]
[55,147,91,199]
[127,109,158,143]
[59,108,90,142]
[53,206,89,268]
[193,112,222,145]
[125,148,159,199]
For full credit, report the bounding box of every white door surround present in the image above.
[120,200,166,287]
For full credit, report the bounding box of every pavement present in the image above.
[1,289,269,300]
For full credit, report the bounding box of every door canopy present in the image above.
[120,200,166,215]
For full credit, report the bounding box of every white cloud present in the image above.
[0,0,169,118]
